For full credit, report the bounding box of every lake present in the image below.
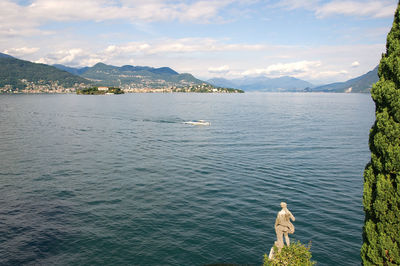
[0,93,374,265]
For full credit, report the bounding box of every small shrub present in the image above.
[264,241,316,266]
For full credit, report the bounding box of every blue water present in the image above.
[0,93,374,265]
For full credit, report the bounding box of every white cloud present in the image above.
[351,61,360,67]
[0,0,235,40]
[105,43,151,54]
[307,69,349,80]
[0,1,41,37]
[274,0,320,11]
[208,65,230,74]
[104,38,268,55]
[242,60,322,77]
[30,38,270,68]
[3,47,39,57]
[276,0,396,19]
[238,60,350,82]
[178,1,233,22]
[316,1,397,18]
[36,48,104,67]
[0,0,241,43]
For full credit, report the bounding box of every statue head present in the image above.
[280,202,287,209]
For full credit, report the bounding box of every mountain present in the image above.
[0,52,14,59]
[55,62,202,89]
[0,56,89,90]
[310,66,378,93]
[118,65,179,75]
[207,77,237,89]
[53,64,89,75]
[208,76,313,92]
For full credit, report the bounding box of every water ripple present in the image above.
[0,93,373,265]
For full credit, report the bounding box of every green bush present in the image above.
[264,241,316,266]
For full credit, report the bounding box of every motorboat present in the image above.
[183,120,211,126]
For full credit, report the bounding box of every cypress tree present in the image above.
[362,2,400,265]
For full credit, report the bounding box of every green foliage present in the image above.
[0,57,88,89]
[77,87,101,95]
[263,241,315,266]
[76,87,124,95]
[170,84,243,93]
[362,2,400,265]
[224,87,244,93]
[107,87,124,94]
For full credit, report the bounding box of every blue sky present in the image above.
[0,0,397,84]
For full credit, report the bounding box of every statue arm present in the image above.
[288,211,295,221]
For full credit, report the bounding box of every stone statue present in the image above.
[269,202,295,259]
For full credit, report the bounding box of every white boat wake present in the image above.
[183,120,211,126]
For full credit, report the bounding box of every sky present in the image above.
[0,0,398,84]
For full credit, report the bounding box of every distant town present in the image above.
[0,82,244,94]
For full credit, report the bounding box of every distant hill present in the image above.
[0,52,14,59]
[55,62,203,88]
[118,65,179,75]
[53,64,89,75]
[207,77,237,89]
[0,56,89,90]
[53,64,180,76]
[208,76,313,92]
[311,66,378,93]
